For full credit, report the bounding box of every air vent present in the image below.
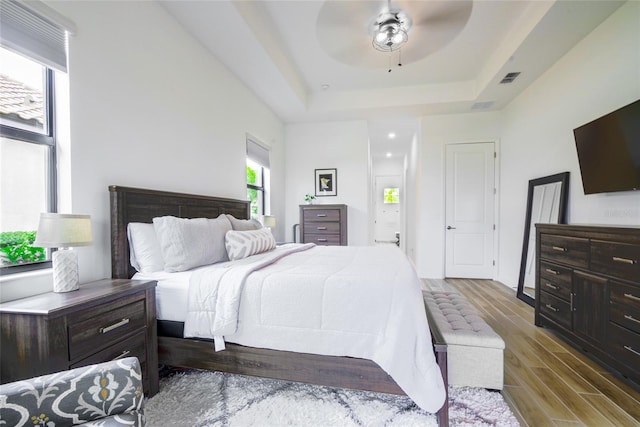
[500,72,521,84]
[471,101,495,110]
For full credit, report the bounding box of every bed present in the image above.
[109,185,449,425]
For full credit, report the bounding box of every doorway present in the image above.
[374,175,402,247]
[444,142,496,278]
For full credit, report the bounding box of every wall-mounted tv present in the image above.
[573,99,640,195]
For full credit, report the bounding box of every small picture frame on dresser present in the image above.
[315,168,337,197]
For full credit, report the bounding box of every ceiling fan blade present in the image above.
[409,0,473,27]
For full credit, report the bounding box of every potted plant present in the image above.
[304,194,316,205]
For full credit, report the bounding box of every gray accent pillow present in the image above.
[225,228,276,260]
[153,214,232,272]
[226,214,263,231]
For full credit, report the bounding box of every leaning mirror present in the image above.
[517,172,569,306]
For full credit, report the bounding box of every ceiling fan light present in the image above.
[391,31,406,44]
[375,31,388,43]
[371,11,410,52]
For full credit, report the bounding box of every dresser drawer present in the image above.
[304,234,341,245]
[68,298,146,360]
[539,234,589,268]
[303,208,341,222]
[591,240,640,282]
[539,261,572,300]
[608,322,640,376]
[539,290,572,330]
[610,282,640,334]
[304,221,340,234]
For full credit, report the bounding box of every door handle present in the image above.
[447,226,456,230]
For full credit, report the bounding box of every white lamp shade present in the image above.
[33,213,93,248]
[262,215,277,228]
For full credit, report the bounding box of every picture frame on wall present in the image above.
[315,168,337,196]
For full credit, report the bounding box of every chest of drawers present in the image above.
[300,204,348,246]
[0,279,158,396]
[535,224,640,385]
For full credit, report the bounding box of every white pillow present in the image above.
[226,214,262,231]
[153,214,232,272]
[127,222,164,273]
[225,227,276,261]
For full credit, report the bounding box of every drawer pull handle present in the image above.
[624,293,640,302]
[612,256,637,265]
[624,346,640,357]
[545,304,559,312]
[316,214,327,217]
[552,246,567,252]
[100,318,130,334]
[544,283,559,291]
[317,238,327,242]
[545,268,560,275]
[316,227,327,230]
[113,350,131,360]
[624,314,640,325]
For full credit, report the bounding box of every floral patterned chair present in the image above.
[0,357,145,426]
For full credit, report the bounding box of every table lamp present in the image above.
[33,213,93,293]
[262,215,276,229]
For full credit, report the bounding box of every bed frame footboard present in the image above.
[158,335,449,425]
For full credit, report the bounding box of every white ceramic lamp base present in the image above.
[52,249,79,292]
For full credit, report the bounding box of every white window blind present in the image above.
[0,0,73,72]
[247,138,270,169]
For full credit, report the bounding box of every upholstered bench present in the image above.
[423,290,505,390]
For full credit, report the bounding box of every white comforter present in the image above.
[184,244,446,413]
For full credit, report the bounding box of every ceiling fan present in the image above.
[316,0,473,69]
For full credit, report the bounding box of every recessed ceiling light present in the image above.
[386,152,392,158]
[388,132,396,139]
[321,84,330,90]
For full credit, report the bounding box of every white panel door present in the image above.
[445,143,495,278]
[374,175,401,246]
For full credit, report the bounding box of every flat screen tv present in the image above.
[573,99,640,195]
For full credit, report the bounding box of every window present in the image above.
[246,138,270,219]
[0,48,56,272]
[0,0,71,274]
[384,187,400,204]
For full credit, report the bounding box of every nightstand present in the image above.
[0,278,159,396]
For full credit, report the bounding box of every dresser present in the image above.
[300,204,348,246]
[535,224,640,385]
[0,279,159,396]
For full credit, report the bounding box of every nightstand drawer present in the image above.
[71,331,146,368]
[68,299,146,361]
[591,240,640,282]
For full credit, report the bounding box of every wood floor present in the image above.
[423,278,640,427]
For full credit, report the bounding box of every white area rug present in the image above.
[145,369,519,426]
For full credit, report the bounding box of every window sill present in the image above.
[0,268,53,303]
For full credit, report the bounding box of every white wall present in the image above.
[498,0,640,289]
[405,133,420,265]
[416,113,503,279]
[284,120,369,245]
[1,1,285,302]
[416,1,640,288]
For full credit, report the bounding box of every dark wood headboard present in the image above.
[110,185,250,279]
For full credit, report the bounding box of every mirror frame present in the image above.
[517,172,570,306]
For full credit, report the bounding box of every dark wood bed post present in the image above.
[109,185,449,426]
